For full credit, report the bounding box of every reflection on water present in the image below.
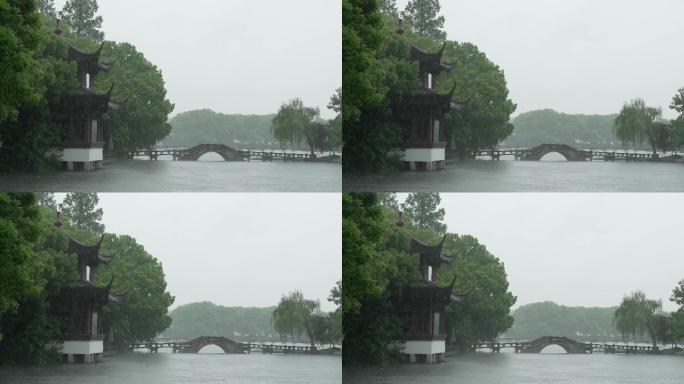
[0,154,341,192]
[0,352,341,384]
[344,159,684,192]
[343,352,684,384]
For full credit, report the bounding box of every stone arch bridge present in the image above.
[471,144,661,162]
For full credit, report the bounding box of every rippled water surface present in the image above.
[0,352,341,384]
[343,351,684,384]
[0,155,341,192]
[344,157,684,192]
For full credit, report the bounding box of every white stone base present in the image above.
[61,148,103,163]
[52,340,104,364]
[402,148,446,171]
[60,148,103,171]
[401,340,446,364]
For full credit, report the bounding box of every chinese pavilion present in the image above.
[50,236,127,363]
[52,42,127,171]
[393,42,464,171]
[394,236,463,364]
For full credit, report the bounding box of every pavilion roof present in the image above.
[410,42,455,75]
[410,235,455,266]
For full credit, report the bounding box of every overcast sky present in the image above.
[399,193,684,312]
[53,0,341,118]
[56,193,341,312]
[397,0,684,119]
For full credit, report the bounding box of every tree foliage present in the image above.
[60,192,104,235]
[96,41,174,154]
[614,291,663,347]
[0,0,42,126]
[60,0,104,41]
[402,192,447,235]
[379,0,398,17]
[97,234,175,348]
[272,98,322,155]
[0,193,43,318]
[37,0,55,16]
[402,0,446,41]
[614,98,667,155]
[272,290,320,349]
[671,88,684,115]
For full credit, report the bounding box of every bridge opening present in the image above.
[540,152,569,162]
[198,344,226,354]
[197,152,226,162]
[540,344,569,354]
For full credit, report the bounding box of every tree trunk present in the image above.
[305,324,316,352]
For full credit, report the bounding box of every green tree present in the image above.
[379,192,399,210]
[272,291,320,349]
[36,192,57,210]
[614,98,665,156]
[440,42,516,156]
[402,192,447,234]
[0,0,42,125]
[98,41,174,155]
[379,0,399,17]
[671,88,684,115]
[439,234,516,348]
[271,98,321,155]
[342,193,406,364]
[672,280,684,306]
[37,0,56,16]
[60,192,104,235]
[60,0,104,41]
[614,290,662,348]
[0,193,43,318]
[402,0,446,41]
[97,234,175,349]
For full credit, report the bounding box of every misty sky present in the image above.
[56,193,341,312]
[397,0,684,119]
[53,0,341,118]
[399,193,684,312]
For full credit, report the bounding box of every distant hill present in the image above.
[161,109,276,148]
[503,109,618,149]
[502,301,620,341]
[161,301,278,341]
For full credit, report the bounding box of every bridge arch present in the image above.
[179,144,245,162]
[521,336,589,354]
[180,336,247,354]
[523,144,590,162]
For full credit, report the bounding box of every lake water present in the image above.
[344,155,684,192]
[343,350,684,384]
[0,154,341,192]
[0,350,341,384]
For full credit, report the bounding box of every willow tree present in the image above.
[614,98,665,156]
[614,291,662,348]
[272,98,320,156]
[271,290,320,350]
